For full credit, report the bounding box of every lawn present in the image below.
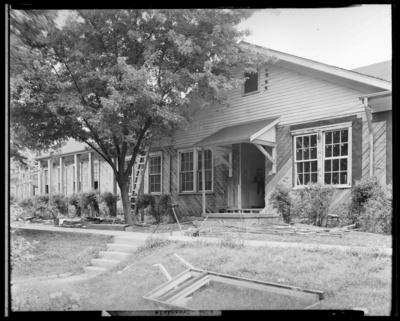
[11,236,393,315]
[11,230,113,280]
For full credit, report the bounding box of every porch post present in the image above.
[112,157,117,194]
[202,148,206,215]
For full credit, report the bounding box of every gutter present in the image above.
[362,97,374,177]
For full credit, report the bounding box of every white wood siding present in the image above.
[172,63,371,148]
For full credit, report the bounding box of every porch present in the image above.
[192,117,281,219]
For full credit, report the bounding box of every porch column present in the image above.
[202,148,206,214]
[38,160,42,195]
[74,154,80,193]
[48,159,53,196]
[59,156,64,194]
[88,152,93,190]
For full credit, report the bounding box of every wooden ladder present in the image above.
[131,154,147,217]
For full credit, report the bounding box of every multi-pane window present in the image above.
[149,155,162,193]
[244,72,259,94]
[197,150,212,191]
[79,162,83,191]
[180,151,194,192]
[324,129,349,185]
[293,124,351,188]
[295,134,318,185]
[44,170,49,194]
[179,149,213,193]
[73,165,76,191]
[93,162,99,190]
[58,168,60,192]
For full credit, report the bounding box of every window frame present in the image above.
[178,148,214,194]
[93,160,99,190]
[243,69,260,96]
[148,152,163,195]
[291,122,352,189]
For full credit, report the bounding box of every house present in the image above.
[11,42,392,221]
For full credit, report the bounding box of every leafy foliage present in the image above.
[97,191,120,216]
[67,193,82,216]
[49,193,69,215]
[155,194,172,223]
[78,191,100,216]
[269,183,293,223]
[10,9,273,223]
[297,183,335,226]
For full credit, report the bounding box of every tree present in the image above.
[10,9,274,224]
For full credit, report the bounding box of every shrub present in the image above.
[298,182,334,226]
[50,194,68,215]
[18,197,34,209]
[155,194,172,223]
[136,193,156,220]
[349,176,382,227]
[98,192,120,217]
[360,183,392,234]
[26,202,59,220]
[68,193,82,217]
[33,194,50,205]
[269,183,293,223]
[79,191,100,216]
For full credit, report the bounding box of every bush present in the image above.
[269,183,293,223]
[33,195,50,205]
[298,182,335,226]
[27,202,59,220]
[79,191,100,216]
[68,193,82,217]
[98,192,120,217]
[136,193,156,219]
[50,194,68,215]
[155,194,172,223]
[360,183,392,234]
[349,176,382,227]
[18,197,34,209]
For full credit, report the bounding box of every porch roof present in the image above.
[193,117,280,148]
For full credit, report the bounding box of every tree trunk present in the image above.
[118,180,133,225]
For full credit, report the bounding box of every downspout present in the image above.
[363,97,374,177]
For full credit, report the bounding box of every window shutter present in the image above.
[244,72,259,94]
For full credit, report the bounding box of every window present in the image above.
[198,150,212,191]
[149,154,162,193]
[93,161,99,190]
[79,162,83,191]
[324,129,349,185]
[295,134,318,185]
[58,168,60,192]
[179,149,213,193]
[44,170,49,194]
[73,165,76,191]
[244,71,259,94]
[292,122,352,188]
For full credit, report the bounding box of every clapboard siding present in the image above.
[160,146,228,216]
[172,63,369,148]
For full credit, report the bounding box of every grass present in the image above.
[11,234,392,315]
[11,230,113,280]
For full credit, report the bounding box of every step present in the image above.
[114,236,147,246]
[107,243,139,253]
[83,266,107,275]
[99,251,130,261]
[91,258,121,269]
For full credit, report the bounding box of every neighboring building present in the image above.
[11,42,392,220]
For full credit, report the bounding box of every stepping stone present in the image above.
[84,266,107,275]
[113,236,147,246]
[91,258,121,269]
[99,251,130,261]
[107,243,139,253]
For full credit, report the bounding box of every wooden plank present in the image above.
[251,139,277,147]
[254,144,274,163]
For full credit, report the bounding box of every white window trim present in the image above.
[93,159,100,190]
[291,122,352,189]
[178,148,214,194]
[148,151,163,195]
[243,69,260,96]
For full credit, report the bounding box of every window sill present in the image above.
[178,192,214,196]
[243,90,260,97]
[292,185,351,190]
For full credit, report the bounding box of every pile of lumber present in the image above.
[183,221,356,237]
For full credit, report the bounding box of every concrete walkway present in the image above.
[18,224,392,256]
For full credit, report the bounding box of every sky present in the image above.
[237,5,392,70]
